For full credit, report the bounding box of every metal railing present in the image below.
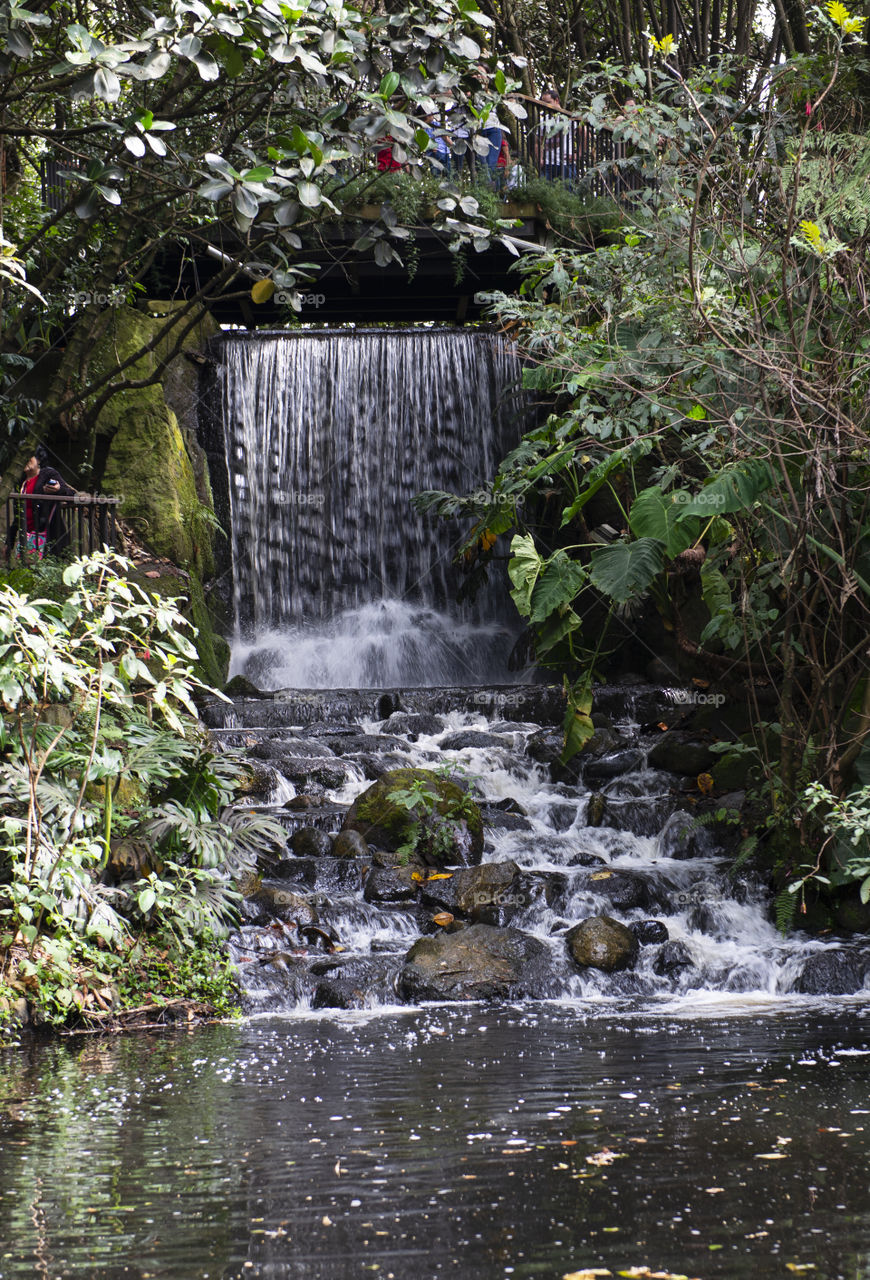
[512,108,646,198]
[4,493,121,559]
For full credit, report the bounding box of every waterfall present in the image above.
[212,328,529,689]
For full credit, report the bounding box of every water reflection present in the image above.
[2,1008,870,1279]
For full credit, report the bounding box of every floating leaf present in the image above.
[432,912,454,927]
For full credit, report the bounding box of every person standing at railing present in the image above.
[4,446,76,561]
[534,89,578,183]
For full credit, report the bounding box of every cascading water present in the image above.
[213,328,529,689]
[201,682,870,1015]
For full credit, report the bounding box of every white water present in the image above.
[226,690,870,1014]
[229,599,522,689]
[215,328,531,687]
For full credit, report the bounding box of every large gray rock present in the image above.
[584,869,657,912]
[796,950,868,995]
[399,923,550,1002]
[566,916,639,972]
[363,865,422,905]
[420,861,523,925]
[332,829,370,860]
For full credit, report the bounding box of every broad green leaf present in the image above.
[561,674,595,763]
[587,538,664,603]
[529,551,586,623]
[679,460,772,517]
[700,561,732,619]
[629,485,698,558]
[508,534,543,617]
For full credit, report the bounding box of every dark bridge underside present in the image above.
[146,214,543,327]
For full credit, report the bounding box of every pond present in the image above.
[2,1005,870,1279]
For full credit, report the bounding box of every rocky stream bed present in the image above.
[200,682,870,1013]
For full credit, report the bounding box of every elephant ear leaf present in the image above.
[587,538,664,604]
[529,550,586,623]
[629,485,698,558]
[508,534,543,618]
[679,460,772,517]
[561,674,594,764]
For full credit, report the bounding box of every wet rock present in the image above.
[454,861,523,925]
[325,733,406,756]
[548,802,580,832]
[290,827,334,858]
[345,752,410,781]
[524,729,564,767]
[332,830,369,860]
[440,731,510,752]
[235,761,277,797]
[492,797,528,815]
[399,923,550,1002]
[657,810,713,859]
[583,748,644,783]
[244,884,319,927]
[566,916,639,972]
[796,950,868,995]
[224,674,269,698]
[631,919,670,945]
[593,783,679,837]
[311,977,368,1010]
[479,804,533,833]
[647,731,716,776]
[584,869,656,912]
[363,865,421,905]
[515,870,569,912]
[586,793,606,826]
[382,711,444,739]
[285,794,322,811]
[273,856,365,895]
[251,737,336,761]
[565,849,607,868]
[277,758,349,789]
[652,940,695,976]
[342,768,483,866]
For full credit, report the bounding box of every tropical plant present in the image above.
[0,550,283,1029]
[419,16,870,887]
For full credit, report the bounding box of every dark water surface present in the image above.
[2,1005,870,1280]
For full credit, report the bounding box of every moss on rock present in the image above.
[342,767,483,864]
[88,306,217,576]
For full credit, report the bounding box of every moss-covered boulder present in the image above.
[566,915,639,972]
[341,768,483,866]
[87,305,217,576]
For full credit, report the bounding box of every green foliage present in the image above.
[0,551,283,1030]
[391,768,479,865]
[423,41,870,892]
[118,935,240,1018]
